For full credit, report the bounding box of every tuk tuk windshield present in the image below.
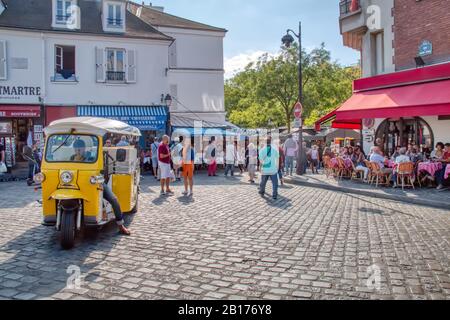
[45,134,99,163]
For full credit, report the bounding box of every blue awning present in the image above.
[77,105,167,131]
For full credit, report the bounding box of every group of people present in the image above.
[323,141,450,189]
[146,135,196,197]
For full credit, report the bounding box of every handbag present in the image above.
[0,162,7,174]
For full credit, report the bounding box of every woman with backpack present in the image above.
[206,137,217,177]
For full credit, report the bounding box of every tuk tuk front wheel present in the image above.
[61,211,76,250]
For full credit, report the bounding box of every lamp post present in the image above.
[164,94,172,136]
[282,21,305,175]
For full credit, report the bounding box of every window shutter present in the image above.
[95,47,105,82]
[126,49,136,83]
[169,42,177,68]
[0,40,7,80]
[170,84,178,110]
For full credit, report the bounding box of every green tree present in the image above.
[225,43,360,131]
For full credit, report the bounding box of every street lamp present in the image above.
[282,22,305,175]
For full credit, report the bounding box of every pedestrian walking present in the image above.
[258,136,280,200]
[23,143,37,186]
[158,135,173,195]
[247,142,258,183]
[151,138,160,180]
[310,145,320,174]
[205,137,218,176]
[283,134,298,176]
[235,141,245,174]
[224,141,236,177]
[171,136,183,181]
[181,138,195,196]
[278,144,285,185]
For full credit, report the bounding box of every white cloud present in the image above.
[224,50,276,80]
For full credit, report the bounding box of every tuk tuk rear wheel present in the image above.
[61,211,76,250]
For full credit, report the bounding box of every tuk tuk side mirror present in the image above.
[116,149,127,162]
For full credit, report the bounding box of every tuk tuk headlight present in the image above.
[34,173,46,184]
[90,175,105,185]
[60,171,74,184]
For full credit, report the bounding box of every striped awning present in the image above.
[77,105,167,131]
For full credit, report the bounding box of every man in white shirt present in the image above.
[370,146,393,175]
[283,135,298,176]
[224,141,236,177]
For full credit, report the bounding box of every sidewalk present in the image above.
[285,173,450,210]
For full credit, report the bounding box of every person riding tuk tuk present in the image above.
[34,117,141,249]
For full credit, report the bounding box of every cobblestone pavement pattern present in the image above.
[0,174,449,300]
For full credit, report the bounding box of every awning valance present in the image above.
[336,79,450,121]
[77,105,168,131]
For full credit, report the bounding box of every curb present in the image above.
[285,177,450,210]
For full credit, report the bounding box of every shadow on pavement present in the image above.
[0,219,125,299]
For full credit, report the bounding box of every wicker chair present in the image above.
[369,161,392,187]
[336,157,352,179]
[396,162,416,190]
[323,156,334,178]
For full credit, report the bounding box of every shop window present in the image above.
[375,117,434,157]
[54,45,76,82]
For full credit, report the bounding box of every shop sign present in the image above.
[0,86,41,101]
[363,129,375,143]
[0,110,40,117]
[418,40,433,57]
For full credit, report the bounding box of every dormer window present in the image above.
[52,0,80,29]
[56,0,72,24]
[103,1,125,33]
[107,4,123,27]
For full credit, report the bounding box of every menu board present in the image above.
[0,122,12,134]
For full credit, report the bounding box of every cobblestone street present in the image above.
[0,174,449,300]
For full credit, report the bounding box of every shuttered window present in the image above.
[0,40,7,80]
[126,50,136,83]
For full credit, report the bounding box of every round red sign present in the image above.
[294,102,303,119]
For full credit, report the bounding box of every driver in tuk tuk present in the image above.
[71,139,92,162]
[71,139,131,236]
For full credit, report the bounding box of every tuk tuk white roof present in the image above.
[44,117,142,137]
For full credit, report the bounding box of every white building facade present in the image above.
[0,0,228,170]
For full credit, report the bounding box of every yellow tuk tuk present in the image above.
[35,117,141,249]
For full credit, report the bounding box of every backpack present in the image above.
[211,147,216,158]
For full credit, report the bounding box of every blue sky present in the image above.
[143,0,360,78]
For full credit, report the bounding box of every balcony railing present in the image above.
[107,18,123,27]
[56,14,72,23]
[106,71,125,82]
[340,0,360,15]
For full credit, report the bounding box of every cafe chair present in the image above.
[369,162,391,187]
[396,162,416,190]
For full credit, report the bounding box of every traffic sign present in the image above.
[293,118,302,129]
[294,102,303,119]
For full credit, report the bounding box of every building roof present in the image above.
[128,1,227,33]
[0,0,172,41]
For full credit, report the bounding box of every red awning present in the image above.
[336,79,450,121]
[0,105,41,118]
[315,109,361,131]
